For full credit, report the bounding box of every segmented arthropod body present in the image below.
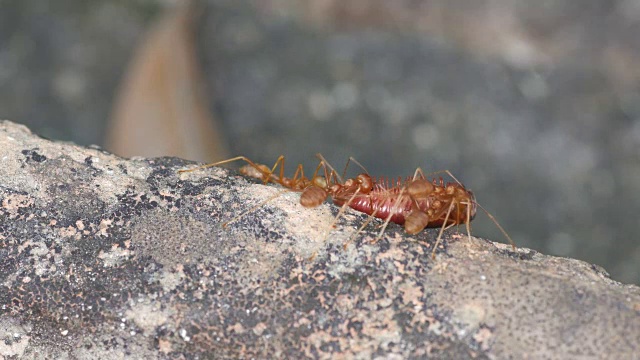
[232,158,477,238]
[330,173,476,235]
[178,154,513,257]
[331,175,416,224]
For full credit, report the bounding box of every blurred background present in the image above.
[1,0,640,284]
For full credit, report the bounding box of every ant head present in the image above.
[329,184,342,194]
[356,174,373,193]
[449,184,477,222]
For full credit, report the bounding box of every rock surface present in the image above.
[1,120,639,359]
[5,1,640,284]
[3,1,640,284]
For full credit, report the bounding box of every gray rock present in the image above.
[1,120,639,359]
[4,1,640,284]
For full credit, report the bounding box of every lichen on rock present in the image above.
[1,120,639,359]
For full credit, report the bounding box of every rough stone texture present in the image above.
[1,120,639,359]
[3,0,640,284]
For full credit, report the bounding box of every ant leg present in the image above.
[412,167,427,180]
[371,176,433,242]
[310,160,339,188]
[266,155,287,185]
[431,201,455,259]
[314,153,369,186]
[288,163,307,188]
[178,155,262,174]
[233,155,298,189]
[178,155,292,188]
[413,168,516,251]
[411,167,465,187]
[314,153,370,183]
[373,187,407,243]
[343,208,378,250]
[243,156,313,192]
[340,157,352,181]
[306,187,361,262]
[455,200,462,236]
[310,160,326,183]
[316,153,343,184]
[321,188,361,242]
[466,200,472,242]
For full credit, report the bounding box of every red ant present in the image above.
[178,154,515,258]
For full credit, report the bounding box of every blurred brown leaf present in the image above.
[106,1,228,162]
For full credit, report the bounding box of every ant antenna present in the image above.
[474,202,516,251]
[315,153,343,184]
[178,155,258,174]
[341,156,369,180]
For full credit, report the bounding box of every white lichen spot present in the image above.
[179,328,191,342]
[157,270,183,293]
[125,303,170,333]
[98,245,132,267]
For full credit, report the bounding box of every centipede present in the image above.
[178,154,515,258]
